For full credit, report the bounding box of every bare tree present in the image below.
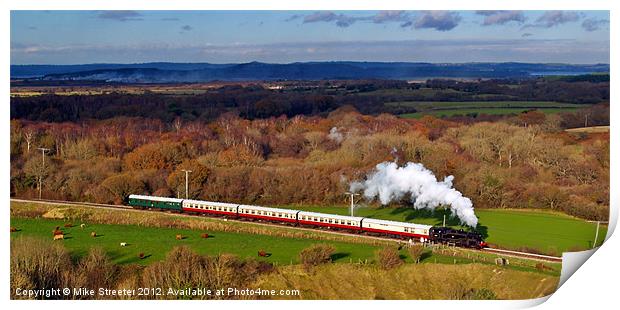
[173,117,182,133]
[23,129,34,153]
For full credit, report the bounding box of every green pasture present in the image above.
[277,205,607,255]
[386,100,584,110]
[386,100,588,119]
[10,218,380,266]
[9,217,561,276]
[400,107,581,119]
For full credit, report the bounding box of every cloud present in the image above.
[97,11,143,22]
[27,26,37,30]
[414,11,461,31]
[302,11,363,28]
[373,11,410,24]
[521,33,533,37]
[581,18,609,32]
[299,11,413,28]
[476,10,526,26]
[285,14,303,22]
[524,11,581,28]
[161,17,180,21]
[303,11,338,23]
[296,11,462,31]
[180,25,193,32]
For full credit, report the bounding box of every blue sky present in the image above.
[10,10,610,64]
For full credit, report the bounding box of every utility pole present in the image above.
[181,169,192,199]
[36,147,50,199]
[344,192,360,216]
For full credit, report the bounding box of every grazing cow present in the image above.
[175,234,183,240]
[258,250,267,257]
[91,232,97,238]
[495,257,509,266]
[64,223,73,228]
[10,227,17,233]
[80,224,85,229]
[200,233,209,239]
[53,229,63,236]
[53,234,64,241]
[120,242,127,247]
[138,253,145,259]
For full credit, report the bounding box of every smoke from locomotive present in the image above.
[349,161,479,227]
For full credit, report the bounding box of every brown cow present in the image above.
[200,233,209,239]
[53,230,63,236]
[91,232,97,237]
[64,223,73,228]
[53,234,64,241]
[175,234,183,240]
[10,227,17,233]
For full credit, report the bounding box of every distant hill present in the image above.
[10,62,610,83]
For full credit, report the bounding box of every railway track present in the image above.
[11,198,563,263]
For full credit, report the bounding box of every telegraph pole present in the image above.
[181,169,192,199]
[344,192,360,216]
[36,147,50,199]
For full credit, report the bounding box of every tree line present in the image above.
[11,77,609,123]
[10,106,609,221]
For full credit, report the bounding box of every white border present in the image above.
[3,1,617,309]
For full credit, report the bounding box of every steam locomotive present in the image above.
[128,194,487,249]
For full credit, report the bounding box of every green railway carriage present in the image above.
[128,194,183,211]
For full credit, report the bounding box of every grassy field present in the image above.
[10,216,561,276]
[276,205,606,255]
[387,100,587,119]
[387,100,582,109]
[10,217,381,266]
[255,263,558,300]
[399,108,580,119]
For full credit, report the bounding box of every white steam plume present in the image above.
[350,162,478,227]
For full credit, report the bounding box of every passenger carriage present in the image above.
[128,194,183,211]
[182,199,239,216]
[238,204,299,223]
[361,218,432,241]
[297,211,364,231]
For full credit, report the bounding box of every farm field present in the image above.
[278,205,606,255]
[10,216,561,276]
[387,101,588,118]
[399,107,580,119]
[386,100,582,109]
[10,217,380,266]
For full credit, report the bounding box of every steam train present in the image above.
[128,194,487,249]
